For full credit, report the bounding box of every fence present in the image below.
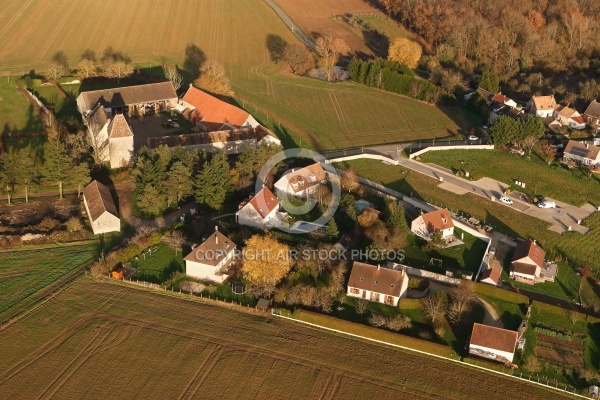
[104,275,259,310]
[271,310,586,398]
[325,153,398,165]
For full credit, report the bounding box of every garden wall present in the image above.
[409,145,494,159]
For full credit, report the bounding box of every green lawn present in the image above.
[0,241,98,317]
[420,149,600,207]
[335,159,600,276]
[509,262,581,303]
[130,242,184,284]
[402,228,488,272]
[0,77,44,135]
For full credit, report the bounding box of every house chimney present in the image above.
[377,264,380,270]
[215,226,219,244]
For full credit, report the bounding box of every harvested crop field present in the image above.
[0,0,465,150]
[0,278,572,399]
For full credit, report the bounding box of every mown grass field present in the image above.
[0,278,572,399]
[420,149,600,207]
[0,242,97,318]
[337,159,600,276]
[0,0,466,150]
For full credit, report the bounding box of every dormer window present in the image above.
[374,280,378,285]
[390,284,394,288]
[359,277,364,282]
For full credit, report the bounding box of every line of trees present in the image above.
[0,115,90,203]
[131,142,282,217]
[347,56,446,104]
[44,48,136,83]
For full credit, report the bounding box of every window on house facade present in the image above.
[349,288,360,295]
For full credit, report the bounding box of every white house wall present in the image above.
[185,260,229,283]
[109,136,134,169]
[83,196,120,235]
[236,204,280,229]
[346,287,400,307]
[469,344,515,363]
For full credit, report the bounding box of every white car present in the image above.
[538,201,556,209]
[500,196,513,205]
[468,135,479,141]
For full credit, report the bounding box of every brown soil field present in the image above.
[0,278,573,399]
[536,348,584,369]
[276,0,404,56]
[536,334,585,351]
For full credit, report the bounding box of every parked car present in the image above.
[468,135,479,141]
[500,196,513,205]
[538,200,556,209]
[489,247,496,255]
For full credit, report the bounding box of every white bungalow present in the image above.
[184,228,236,283]
[411,209,454,241]
[274,163,327,198]
[236,187,281,229]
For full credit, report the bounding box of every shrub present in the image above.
[66,217,83,232]
[387,315,412,331]
[368,313,388,327]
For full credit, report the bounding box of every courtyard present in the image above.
[126,112,194,151]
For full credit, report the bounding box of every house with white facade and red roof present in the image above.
[236,187,284,229]
[410,209,454,241]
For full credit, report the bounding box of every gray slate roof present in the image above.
[78,82,177,112]
[83,180,118,222]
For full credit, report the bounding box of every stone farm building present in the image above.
[236,187,284,229]
[274,163,327,198]
[411,209,454,241]
[77,82,178,115]
[181,85,259,131]
[346,262,408,307]
[82,180,120,235]
[148,125,280,154]
[469,323,519,364]
[184,228,236,283]
[78,82,178,168]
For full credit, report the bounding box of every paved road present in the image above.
[263,0,315,49]
[329,144,596,234]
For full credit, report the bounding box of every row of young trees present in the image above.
[46,48,135,83]
[131,143,282,217]
[0,115,90,203]
[347,57,445,104]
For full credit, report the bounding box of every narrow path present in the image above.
[262,0,315,49]
[476,297,503,328]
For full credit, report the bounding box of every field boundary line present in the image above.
[271,310,585,399]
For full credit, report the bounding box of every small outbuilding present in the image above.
[82,180,120,235]
[256,298,272,312]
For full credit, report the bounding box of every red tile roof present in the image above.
[182,85,251,131]
[480,267,501,285]
[513,262,538,277]
[491,93,512,104]
[571,115,585,124]
[422,209,454,232]
[249,187,279,219]
[347,262,405,297]
[511,240,545,269]
[470,323,518,354]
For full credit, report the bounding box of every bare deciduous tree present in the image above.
[166,230,185,255]
[163,66,183,91]
[422,291,448,324]
[283,44,315,75]
[447,285,476,324]
[315,36,349,82]
[355,298,369,315]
